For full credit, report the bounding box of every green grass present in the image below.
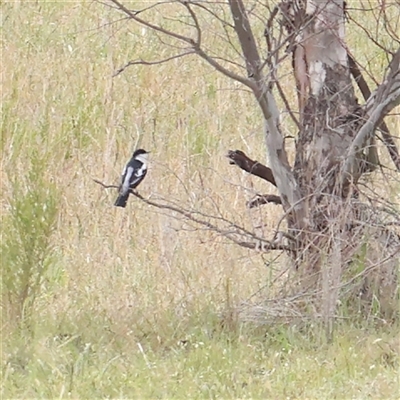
[3,318,400,399]
[1,1,399,398]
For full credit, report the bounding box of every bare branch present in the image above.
[274,76,301,130]
[99,0,175,15]
[109,0,253,88]
[189,1,234,30]
[365,47,400,115]
[195,47,254,88]
[228,0,264,84]
[348,53,371,101]
[348,53,400,171]
[227,149,277,187]
[343,48,400,181]
[261,6,301,130]
[109,0,195,44]
[228,0,306,227]
[348,5,399,56]
[181,1,201,46]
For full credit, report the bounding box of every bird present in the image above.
[114,149,149,208]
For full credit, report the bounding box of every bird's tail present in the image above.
[114,193,129,208]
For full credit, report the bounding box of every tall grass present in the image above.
[1,1,399,398]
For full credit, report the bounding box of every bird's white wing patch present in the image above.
[121,166,134,193]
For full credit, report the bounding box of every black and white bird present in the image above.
[114,149,149,208]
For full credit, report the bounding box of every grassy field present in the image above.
[1,1,399,398]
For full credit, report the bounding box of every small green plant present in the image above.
[1,153,59,327]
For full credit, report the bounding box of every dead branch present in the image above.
[98,0,173,15]
[189,1,234,29]
[262,4,301,129]
[227,150,277,187]
[366,47,400,114]
[195,47,253,88]
[274,76,301,130]
[247,194,282,209]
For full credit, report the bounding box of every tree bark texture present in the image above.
[278,0,399,317]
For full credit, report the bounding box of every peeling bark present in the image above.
[293,1,361,211]
[280,0,399,317]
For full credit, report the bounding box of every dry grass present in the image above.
[1,1,399,398]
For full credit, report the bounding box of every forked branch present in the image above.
[108,0,253,88]
[348,53,400,171]
[343,48,400,181]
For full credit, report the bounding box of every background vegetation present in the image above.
[1,1,399,398]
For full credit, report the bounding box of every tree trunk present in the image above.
[286,0,399,319]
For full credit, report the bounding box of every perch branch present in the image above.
[227,150,277,187]
[93,178,291,252]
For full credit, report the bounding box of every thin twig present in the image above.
[113,52,195,77]
[93,179,119,189]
